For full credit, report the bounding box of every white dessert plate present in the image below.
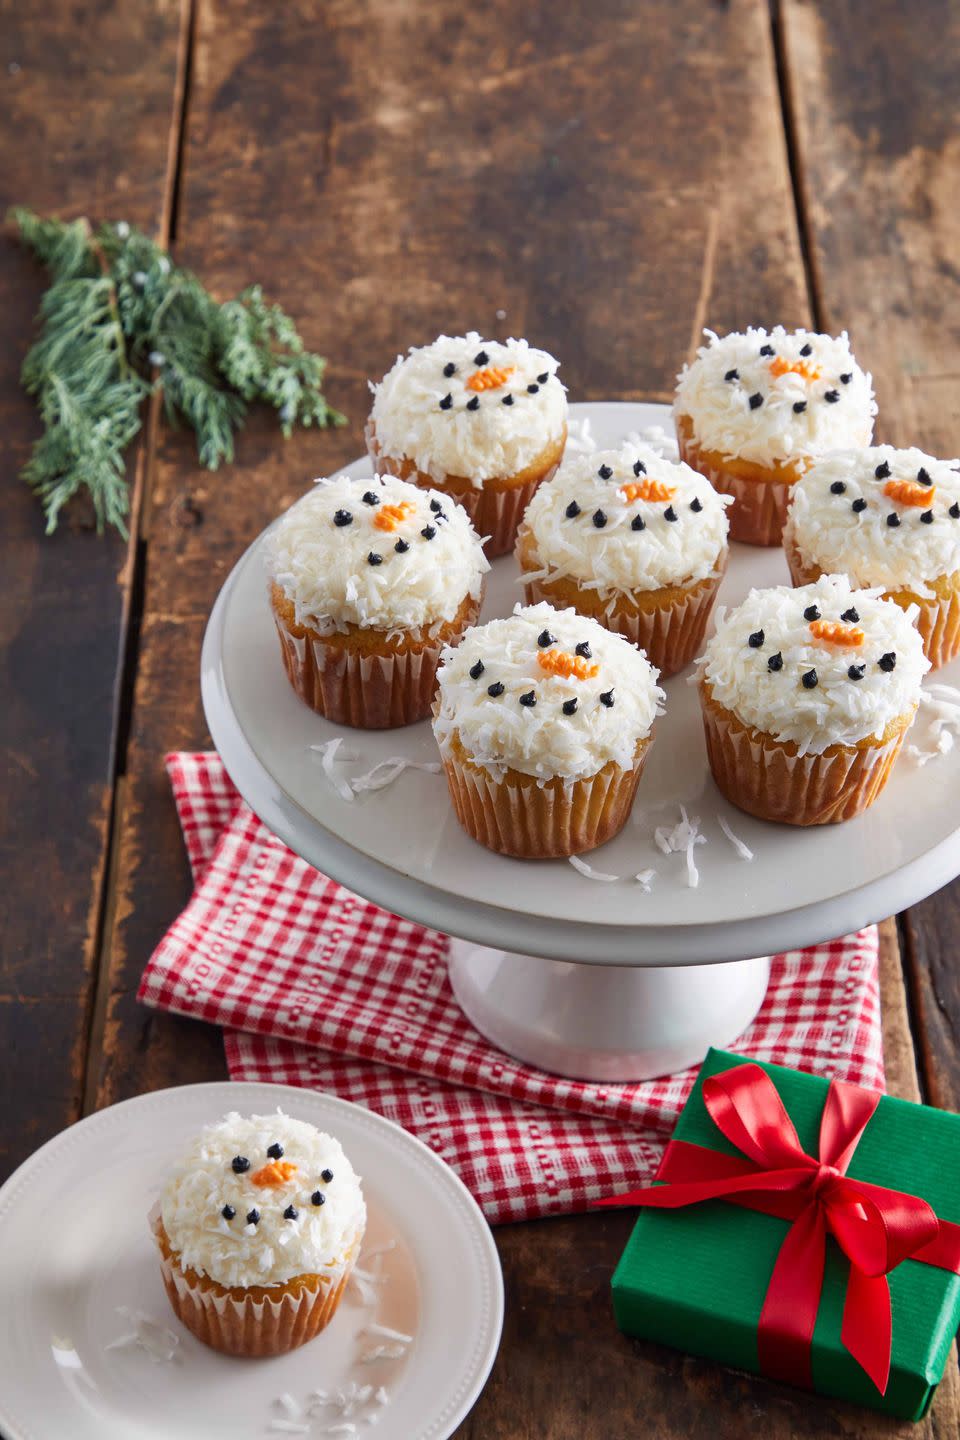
[0,1082,504,1440]
[202,401,960,964]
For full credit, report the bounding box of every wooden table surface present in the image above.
[2,2,960,1435]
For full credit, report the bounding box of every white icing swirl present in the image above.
[520,441,730,594]
[675,327,875,465]
[369,332,567,485]
[433,601,664,780]
[699,575,928,755]
[786,446,960,597]
[267,473,488,633]
[159,1112,366,1289]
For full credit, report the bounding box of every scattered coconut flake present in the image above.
[633,869,656,892]
[349,758,441,794]
[569,854,620,882]
[321,1427,357,1437]
[274,1395,303,1420]
[310,737,359,802]
[375,1388,390,1407]
[905,683,960,766]
[105,1307,179,1363]
[360,1344,408,1363]
[654,806,707,888]
[362,1322,413,1345]
[717,815,754,862]
[623,424,680,462]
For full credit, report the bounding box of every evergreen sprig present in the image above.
[11,208,345,535]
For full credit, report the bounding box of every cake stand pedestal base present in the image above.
[447,941,771,1081]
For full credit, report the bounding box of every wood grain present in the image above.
[0,0,189,1180]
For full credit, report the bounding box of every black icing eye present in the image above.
[421,525,437,540]
[690,497,703,513]
[878,652,897,672]
[724,368,739,383]
[469,660,485,679]
[592,509,607,528]
[951,503,960,519]
[367,552,383,565]
[793,401,807,414]
[633,459,647,476]
[802,669,819,689]
[800,343,813,357]
[333,510,352,528]
[848,664,866,681]
[874,461,891,480]
[565,500,581,519]
[841,607,860,623]
[599,690,615,708]
[246,1209,261,1226]
[921,510,934,524]
[631,515,645,531]
[575,642,592,658]
[748,630,764,648]
[443,361,456,378]
[527,383,540,394]
[852,498,867,513]
[598,464,613,480]
[803,605,821,621]
[767,652,783,671]
[487,681,505,697]
[283,1205,299,1221]
[759,344,775,357]
[830,481,846,495]
[824,389,840,403]
[663,505,678,522]
[266,1142,284,1160]
[321,1169,334,1184]
[221,1204,236,1220]
[840,372,852,384]
[474,350,489,366]
[502,394,514,406]
[537,372,549,384]
[886,513,901,528]
[311,1190,326,1206]
[519,690,537,707]
[395,538,409,553]
[430,498,443,513]
[748,392,764,410]
[466,395,480,411]
[232,1156,250,1174]
[362,491,379,506]
[538,629,556,648]
[918,468,932,486]
[562,698,578,715]
[439,393,453,411]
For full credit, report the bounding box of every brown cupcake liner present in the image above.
[783,525,960,671]
[700,686,911,826]
[440,735,652,858]
[156,1224,363,1358]
[677,422,796,547]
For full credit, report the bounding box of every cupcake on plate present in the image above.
[366,332,567,557]
[698,574,928,825]
[432,601,664,858]
[674,326,875,546]
[267,473,488,728]
[153,1111,366,1357]
[516,440,731,676]
[784,445,960,669]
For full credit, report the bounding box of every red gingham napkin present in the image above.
[139,753,885,1223]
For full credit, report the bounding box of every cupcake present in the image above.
[432,601,664,858]
[698,575,929,825]
[153,1111,366,1357]
[366,332,567,557]
[268,473,488,728]
[516,440,731,676]
[784,445,960,669]
[674,326,875,546]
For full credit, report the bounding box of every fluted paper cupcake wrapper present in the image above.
[783,526,960,671]
[440,739,651,858]
[700,690,909,826]
[678,430,793,547]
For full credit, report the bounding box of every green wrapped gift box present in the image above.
[611,1048,960,1420]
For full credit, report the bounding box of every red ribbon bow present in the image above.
[600,1063,960,1394]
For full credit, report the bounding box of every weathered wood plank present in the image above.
[0,0,190,1181]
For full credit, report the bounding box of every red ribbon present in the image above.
[599,1063,960,1394]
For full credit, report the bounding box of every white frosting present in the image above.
[520,440,730,595]
[159,1112,366,1288]
[433,601,664,781]
[699,575,928,755]
[787,446,960,597]
[267,474,488,633]
[369,332,567,485]
[675,327,875,465]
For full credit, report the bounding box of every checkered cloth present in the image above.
[138,753,885,1223]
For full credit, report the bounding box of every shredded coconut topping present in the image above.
[717,815,754,861]
[369,332,567,484]
[675,327,875,466]
[310,743,442,802]
[699,575,929,755]
[433,601,664,781]
[787,446,960,596]
[520,440,730,594]
[653,806,706,888]
[106,1307,180,1363]
[568,854,620,882]
[267,473,488,632]
[905,683,960,765]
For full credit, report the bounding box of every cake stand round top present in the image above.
[201,402,960,966]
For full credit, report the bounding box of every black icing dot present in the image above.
[793,401,807,414]
[537,371,549,384]
[848,664,866,681]
[748,630,764,648]
[599,690,615,708]
[562,698,578,716]
[311,1190,326,1206]
[824,389,840,403]
[921,510,934,524]
[321,1169,334,1184]
[430,498,443,513]
[469,660,485,680]
[246,1209,260,1226]
[664,505,678,522]
[803,605,821,621]
[221,1204,236,1220]
[538,629,556,648]
[724,368,739,383]
[502,394,514,406]
[527,383,540,394]
[367,552,383,566]
[631,515,645,531]
[487,681,505,697]
[800,343,813,357]
[802,669,819,689]
[232,1156,250,1174]
[474,350,489,366]
[690,497,703,513]
[841,607,860,623]
[333,510,352,528]
[875,461,891,479]
[918,467,932,485]
[759,344,775,357]
[633,459,647,476]
[362,491,379,506]
[748,392,764,410]
[951,503,960,519]
[878,652,897,672]
[575,642,592,658]
[598,464,613,480]
[830,481,846,495]
[283,1205,299,1220]
[565,500,581,519]
[519,690,537,707]
[767,652,784,672]
[840,372,852,384]
[886,512,901,528]
[439,393,453,410]
[443,361,456,378]
[266,1142,284,1160]
[395,538,410,553]
[852,498,867,513]
[466,395,480,411]
[421,525,437,540]
[592,509,607,528]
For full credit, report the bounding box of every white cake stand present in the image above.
[201,403,960,1081]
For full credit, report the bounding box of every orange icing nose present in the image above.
[883,478,935,508]
[373,501,416,532]
[250,1160,299,1188]
[619,478,675,504]
[537,650,600,681]
[769,356,821,382]
[809,619,864,648]
[465,364,515,392]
